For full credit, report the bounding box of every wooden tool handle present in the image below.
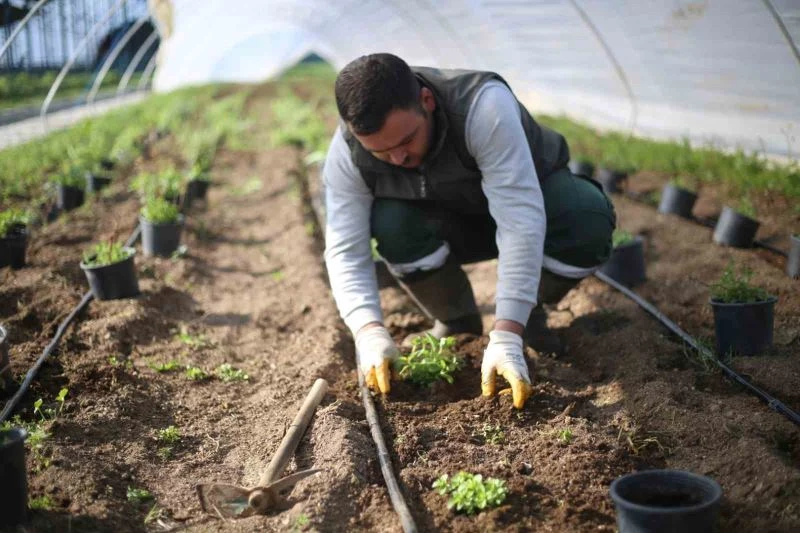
[257,378,329,487]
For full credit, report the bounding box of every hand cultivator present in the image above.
[196,378,329,519]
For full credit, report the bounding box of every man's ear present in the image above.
[420,87,436,113]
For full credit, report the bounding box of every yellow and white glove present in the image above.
[481,330,533,409]
[355,326,399,394]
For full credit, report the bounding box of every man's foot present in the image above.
[401,314,482,349]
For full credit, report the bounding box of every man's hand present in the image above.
[355,324,399,394]
[481,330,533,409]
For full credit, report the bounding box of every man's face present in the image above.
[351,87,436,169]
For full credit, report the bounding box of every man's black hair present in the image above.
[335,53,422,135]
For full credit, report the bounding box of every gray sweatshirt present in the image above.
[323,81,546,335]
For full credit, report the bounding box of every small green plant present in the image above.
[185,366,209,381]
[294,514,311,531]
[396,334,463,387]
[735,197,757,218]
[175,327,210,349]
[480,424,505,445]
[82,241,131,267]
[126,487,153,503]
[51,166,86,188]
[215,363,249,382]
[141,197,181,224]
[710,263,771,303]
[29,495,55,510]
[557,428,574,444]
[612,229,636,247]
[158,425,181,445]
[149,360,181,373]
[0,208,30,237]
[129,168,183,200]
[432,472,508,515]
[144,503,163,525]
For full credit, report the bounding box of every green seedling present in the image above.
[175,327,210,349]
[82,241,131,268]
[480,424,505,445]
[141,196,181,224]
[29,495,55,510]
[144,503,164,525]
[215,363,249,382]
[149,360,181,373]
[271,270,284,282]
[433,472,508,515]
[396,334,463,387]
[127,487,153,503]
[557,428,574,444]
[185,366,209,381]
[710,263,771,303]
[293,513,311,531]
[612,229,636,247]
[0,208,31,237]
[158,425,181,445]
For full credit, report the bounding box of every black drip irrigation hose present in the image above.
[0,223,142,424]
[623,191,789,258]
[594,270,800,428]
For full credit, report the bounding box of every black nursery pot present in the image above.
[0,427,29,528]
[787,234,800,278]
[57,184,85,211]
[85,173,112,194]
[710,296,777,356]
[140,215,184,257]
[596,167,627,194]
[187,179,210,201]
[100,158,115,171]
[80,247,140,300]
[0,224,27,269]
[658,184,697,219]
[568,160,595,178]
[712,206,759,248]
[599,236,646,287]
[610,470,722,533]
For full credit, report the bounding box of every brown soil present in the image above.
[1,84,798,533]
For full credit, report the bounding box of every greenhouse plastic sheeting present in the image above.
[154,0,800,158]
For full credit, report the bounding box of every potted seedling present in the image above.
[100,158,115,171]
[140,197,184,257]
[184,162,212,207]
[568,157,595,178]
[709,263,777,356]
[0,427,28,528]
[786,234,799,278]
[85,163,112,194]
[0,209,30,270]
[610,470,722,533]
[713,197,759,248]
[80,241,140,300]
[130,168,184,206]
[52,167,86,211]
[599,230,646,287]
[658,176,698,219]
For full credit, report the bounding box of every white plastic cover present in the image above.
[154,0,800,158]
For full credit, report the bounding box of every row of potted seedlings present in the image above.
[570,159,799,278]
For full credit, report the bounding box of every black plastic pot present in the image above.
[80,247,140,300]
[100,158,115,171]
[0,224,27,269]
[187,179,210,201]
[0,427,29,528]
[140,215,184,257]
[86,173,111,194]
[596,168,627,194]
[658,184,697,219]
[712,206,759,248]
[57,184,84,211]
[710,296,777,356]
[599,236,646,287]
[610,470,722,533]
[568,160,595,178]
[0,324,13,395]
[787,234,800,279]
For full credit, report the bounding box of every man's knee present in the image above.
[370,198,443,264]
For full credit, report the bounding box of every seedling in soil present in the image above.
[108,355,134,370]
[396,334,463,387]
[158,426,181,445]
[710,263,771,303]
[618,428,669,456]
[175,327,211,349]
[0,208,30,237]
[29,495,55,511]
[185,366,209,381]
[82,241,132,268]
[480,424,505,445]
[215,363,249,382]
[294,514,311,530]
[141,196,181,224]
[149,360,181,373]
[557,428,574,444]
[433,472,508,515]
[271,269,284,282]
[144,503,164,525]
[127,487,153,503]
[612,229,636,247]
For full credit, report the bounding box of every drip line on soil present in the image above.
[0,223,142,424]
[594,270,800,428]
[623,190,789,258]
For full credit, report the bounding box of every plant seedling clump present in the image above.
[126,487,153,503]
[710,263,771,303]
[185,366,209,381]
[51,167,86,188]
[433,472,508,515]
[82,241,132,268]
[0,208,30,237]
[612,229,636,247]
[215,363,249,382]
[396,334,463,387]
[141,197,181,224]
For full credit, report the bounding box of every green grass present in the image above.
[433,472,508,515]
[82,241,132,268]
[396,334,463,387]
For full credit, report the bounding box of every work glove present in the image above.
[481,330,533,409]
[355,326,399,394]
